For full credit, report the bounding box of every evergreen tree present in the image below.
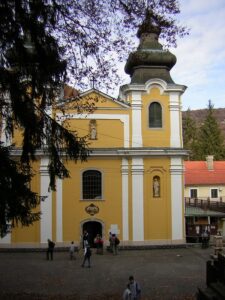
[197,100,225,160]
[0,143,41,237]
[0,0,187,237]
[183,108,199,160]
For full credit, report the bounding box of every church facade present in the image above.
[0,17,188,248]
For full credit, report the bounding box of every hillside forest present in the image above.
[182,101,225,161]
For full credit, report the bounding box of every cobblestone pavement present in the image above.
[0,246,212,300]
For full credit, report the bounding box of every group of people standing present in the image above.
[109,232,120,255]
[47,233,141,298]
[47,231,120,262]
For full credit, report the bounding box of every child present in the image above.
[123,284,131,300]
[69,241,75,260]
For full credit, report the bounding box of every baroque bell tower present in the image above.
[120,10,187,244]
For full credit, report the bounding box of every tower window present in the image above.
[149,102,162,128]
[82,170,102,199]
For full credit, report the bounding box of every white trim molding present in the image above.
[40,157,52,243]
[120,79,186,99]
[170,157,184,241]
[132,158,144,241]
[131,91,143,147]
[169,92,182,148]
[0,232,11,244]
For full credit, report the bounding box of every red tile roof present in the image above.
[184,161,225,185]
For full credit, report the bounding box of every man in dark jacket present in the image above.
[47,239,55,260]
[81,244,92,268]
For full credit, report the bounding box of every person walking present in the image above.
[123,284,131,300]
[46,239,55,260]
[82,230,89,248]
[109,232,113,252]
[111,234,119,255]
[128,275,141,300]
[81,244,92,268]
[69,241,75,260]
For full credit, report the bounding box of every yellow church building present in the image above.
[0,18,188,248]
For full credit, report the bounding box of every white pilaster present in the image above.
[1,118,8,145]
[170,157,184,241]
[40,157,52,243]
[0,232,11,244]
[121,158,129,241]
[56,178,63,242]
[1,107,12,146]
[169,92,182,147]
[132,158,144,241]
[131,91,143,147]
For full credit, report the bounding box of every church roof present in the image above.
[184,161,225,186]
[57,87,130,109]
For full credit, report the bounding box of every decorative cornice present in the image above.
[10,147,189,158]
[120,79,187,100]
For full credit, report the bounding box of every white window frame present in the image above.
[210,188,218,199]
[81,169,103,200]
[148,101,163,129]
[190,188,198,199]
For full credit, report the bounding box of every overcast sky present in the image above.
[171,0,225,111]
[119,0,225,111]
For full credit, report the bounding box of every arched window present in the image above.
[149,102,162,128]
[82,170,102,199]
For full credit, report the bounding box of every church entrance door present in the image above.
[83,221,102,247]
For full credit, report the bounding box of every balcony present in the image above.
[185,197,225,213]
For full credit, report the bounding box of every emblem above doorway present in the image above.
[85,203,99,216]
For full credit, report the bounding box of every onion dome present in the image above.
[125,10,176,84]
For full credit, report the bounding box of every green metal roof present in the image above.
[185,206,225,217]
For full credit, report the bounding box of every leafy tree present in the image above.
[197,100,225,160]
[183,108,199,160]
[0,0,187,237]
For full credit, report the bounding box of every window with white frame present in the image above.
[149,102,162,128]
[82,170,102,200]
[211,188,218,198]
[190,188,198,198]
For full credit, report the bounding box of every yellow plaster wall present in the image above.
[142,88,170,147]
[11,160,41,243]
[143,157,171,240]
[61,157,122,242]
[58,91,127,112]
[12,126,24,147]
[65,119,124,148]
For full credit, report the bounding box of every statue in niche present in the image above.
[89,120,97,140]
[153,176,160,197]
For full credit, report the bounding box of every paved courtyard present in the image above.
[0,246,212,299]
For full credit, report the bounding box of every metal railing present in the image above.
[185,197,225,213]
